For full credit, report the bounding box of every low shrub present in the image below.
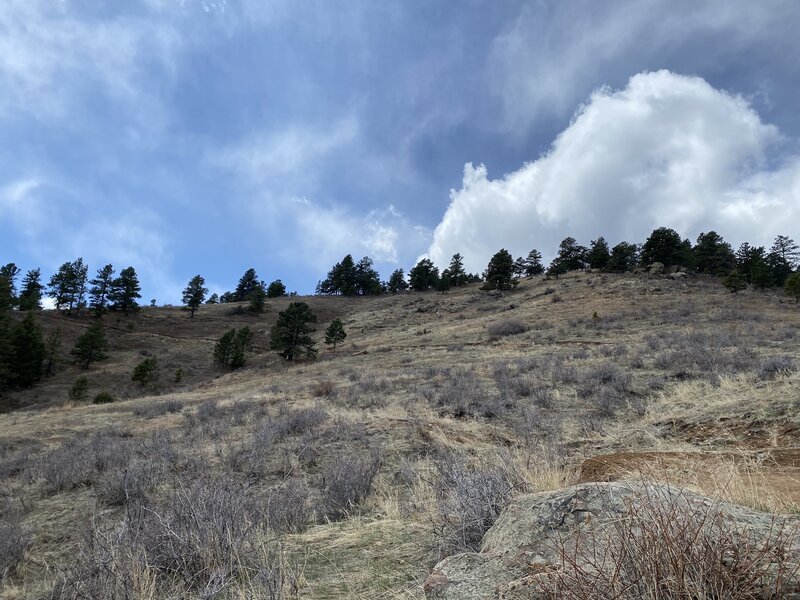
[487,319,528,337]
[321,450,382,520]
[92,392,115,404]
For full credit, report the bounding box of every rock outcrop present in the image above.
[424,482,800,599]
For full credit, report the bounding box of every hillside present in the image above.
[1,271,799,599]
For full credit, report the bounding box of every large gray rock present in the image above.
[648,262,665,275]
[424,482,800,599]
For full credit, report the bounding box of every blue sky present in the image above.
[2,1,800,303]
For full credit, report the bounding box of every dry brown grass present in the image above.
[1,272,799,598]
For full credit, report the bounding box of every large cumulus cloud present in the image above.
[427,70,800,272]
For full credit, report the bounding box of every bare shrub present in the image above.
[53,476,299,599]
[321,450,383,520]
[487,319,528,337]
[133,399,183,419]
[758,355,797,380]
[267,480,311,533]
[537,485,800,599]
[95,460,163,507]
[39,440,95,493]
[282,406,327,435]
[310,380,336,397]
[344,378,391,409]
[432,453,516,558]
[0,500,29,581]
[436,368,504,419]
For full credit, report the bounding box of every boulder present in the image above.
[648,262,665,275]
[669,271,688,280]
[424,482,800,600]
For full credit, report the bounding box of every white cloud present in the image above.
[427,70,800,273]
[0,178,45,234]
[488,1,800,132]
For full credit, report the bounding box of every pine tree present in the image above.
[409,259,439,291]
[48,258,88,314]
[588,237,611,270]
[71,322,109,369]
[387,269,408,293]
[182,275,208,317]
[546,259,567,279]
[206,293,219,304]
[233,268,261,302]
[0,264,20,307]
[693,231,735,275]
[110,267,141,315]
[270,302,317,360]
[43,329,62,377]
[785,273,800,303]
[324,318,347,350]
[69,376,89,403]
[229,327,253,368]
[248,283,266,314]
[522,250,545,277]
[0,270,15,312]
[722,270,747,294]
[448,253,468,286]
[640,227,692,268]
[768,236,799,286]
[555,237,589,271]
[132,357,160,387]
[214,330,236,366]
[89,264,115,316]
[18,268,44,311]
[9,312,45,387]
[513,256,527,279]
[482,249,517,290]
[437,269,452,293]
[355,256,382,295]
[266,280,287,298]
[606,242,639,272]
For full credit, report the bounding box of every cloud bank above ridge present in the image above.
[427,70,800,273]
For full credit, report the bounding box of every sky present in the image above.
[1,0,799,303]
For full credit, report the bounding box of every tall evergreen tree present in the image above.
[89,264,115,316]
[318,255,359,295]
[513,256,527,279]
[266,279,287,298]
[693,231,735,275]
[182,275,208,317]
[0,264,20,307]
[233,268,262,302]
[409,258,439,291]
[48,258,88,314]
[248,282,267,314]
[270,302,318,360]
[546,259,567,279]
[18,268,44,311]
[0,271,15,312]
[482,249,517,290]
[324,318,347,349]
[768,236,799,286]
[110,267,141,315]
[387,268,408,294]
[640,227,692,267]
[437,269,452,293]
[606,242,639,272]
[10,313,45,387]
[722,270,747,294]
[355,256,382,295]
[555,237,589,271]
[522,249,545,277]
[448,253,468,286]
[785,273,800,303]
[71,322,109,369]
[588,237,611,270]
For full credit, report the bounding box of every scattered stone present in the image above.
[648,262,665,275]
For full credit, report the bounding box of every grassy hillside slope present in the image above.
[1,271,799,599]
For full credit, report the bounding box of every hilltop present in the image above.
[1,271,799,599]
